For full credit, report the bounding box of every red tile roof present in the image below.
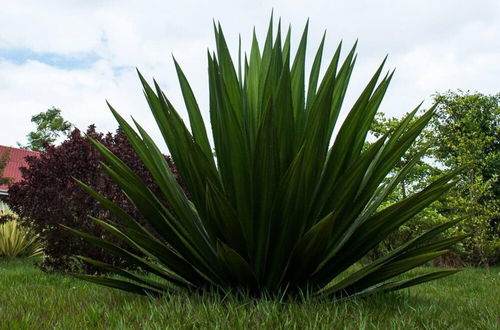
[0,145,39,192]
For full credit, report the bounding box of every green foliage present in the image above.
[367,91,499,265]
[71,18,462,298]
[432,91,499,265]
[366,112,446,262]
[0,149,12,186]
[0,219,44,258]
[370,112,441,197]
[19,107,72,151]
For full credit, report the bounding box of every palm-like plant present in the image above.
[68,18,465,298]
[0,220,44,258]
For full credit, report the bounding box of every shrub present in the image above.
[365,202,456,262]
[367,93,499,266]
[0,220,43,258]
[70,19,464,298]
[8,125,184,273]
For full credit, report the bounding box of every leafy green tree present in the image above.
[432,91,499,197]
[431,91,499,265]
[19,107,72,151]
[367,112,445,260]
[0,149,12,186]
[368,91,499,265]
[370,112,440,199]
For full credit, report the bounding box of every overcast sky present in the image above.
[1,0,499,150]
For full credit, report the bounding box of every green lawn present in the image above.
[0,259,498,329]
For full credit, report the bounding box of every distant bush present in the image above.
[364,187,499,267]
[367,91,499,267]
[8,125,185,273]
[364,203,469,266]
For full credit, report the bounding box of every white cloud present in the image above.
[0,0,499,148]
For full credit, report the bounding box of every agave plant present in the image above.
[67,18,465,298]
[0,220,44,258]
